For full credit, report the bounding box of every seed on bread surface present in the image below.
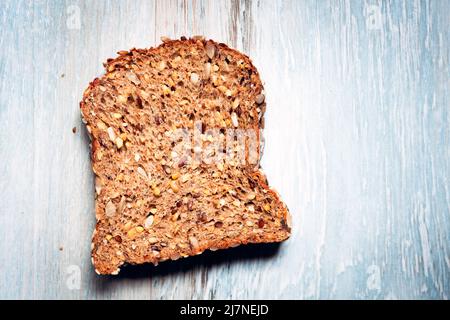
[148,237,158,244]
[117,95,127,104]
[115,137,123,149]
[127,228,138,238]
[170,180,179,193]
[180,174,190,183]
[204,63,211,79]
[255,93,265,104]
[107,127,116,141]
[137,166,148,179]
[231,112,239,127]
[161,84,171,95]
[157,60,166,71]
[152,186,161,196]
[232,98,240,109]
[105,201,116,217]
[247,193,256,200]
[189,236,199,251]
[205,42,215,59]
[123,221,133,231]
[217,198,226,208]
[190,72,199,84]
[97,121,107,130]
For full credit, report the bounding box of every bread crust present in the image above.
[81,37,291,275]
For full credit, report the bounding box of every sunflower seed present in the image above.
[205,42,215,59]
[256,93,265,104]
[105,201,116,217]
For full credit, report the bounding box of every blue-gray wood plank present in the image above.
[0,0,448,299]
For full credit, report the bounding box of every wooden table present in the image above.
[0,0,448,299]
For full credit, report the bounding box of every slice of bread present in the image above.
[80,36,291,275]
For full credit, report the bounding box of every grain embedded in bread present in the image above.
[80,37,291,275]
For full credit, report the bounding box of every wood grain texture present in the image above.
[0,0,448,299]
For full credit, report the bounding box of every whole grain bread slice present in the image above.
[80,36,291,275]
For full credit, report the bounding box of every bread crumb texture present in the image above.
[80,37,291,275]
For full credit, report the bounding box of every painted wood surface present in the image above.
[0,0,448,299]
